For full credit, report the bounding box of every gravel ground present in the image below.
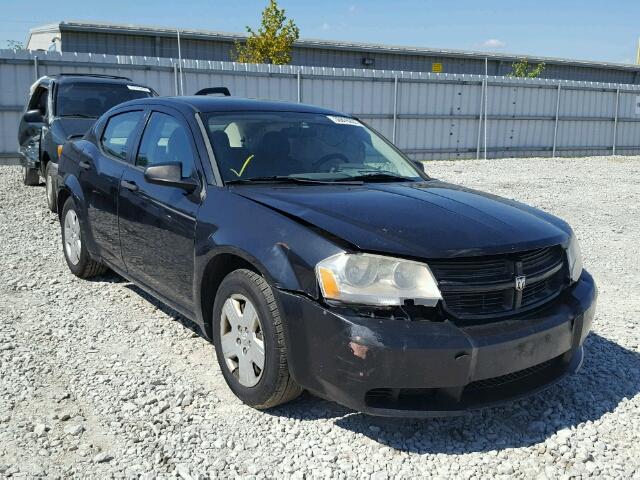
[1,156,639,479]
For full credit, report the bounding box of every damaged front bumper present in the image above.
[276,270,597,417]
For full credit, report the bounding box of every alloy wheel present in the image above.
[64,209,82,265]
[219,294,265,387]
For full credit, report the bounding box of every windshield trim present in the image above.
[353,117,430,181]
[195,112,223,186]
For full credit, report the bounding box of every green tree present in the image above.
[508,58,546,78]
[7,40,25,50]
[233,0,300,64]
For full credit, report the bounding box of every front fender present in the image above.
[42,127,65,164]
[193,187,344,326]
[197,244,291,291]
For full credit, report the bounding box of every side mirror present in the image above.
[23,109,44,124]
[144,162,198,192]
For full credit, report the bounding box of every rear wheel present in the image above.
[22,166,40,186]
[212,269,302,409]
[61,198,107,278]
[45,162,57,212]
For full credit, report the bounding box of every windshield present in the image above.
[55,82,153,118]
[204,111,423,183]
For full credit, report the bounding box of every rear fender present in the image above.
[59,170,99,257]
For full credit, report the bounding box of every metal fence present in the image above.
[2,49,640,164]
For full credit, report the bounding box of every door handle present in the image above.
[79,160,90,170]
[120,180,139,192]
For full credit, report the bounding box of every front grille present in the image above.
[522,274,564,306]
[430,246,566,319]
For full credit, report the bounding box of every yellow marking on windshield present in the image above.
[230,154,255,177]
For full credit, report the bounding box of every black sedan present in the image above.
[56,95,597,416]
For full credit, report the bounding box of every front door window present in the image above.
[136,112,195,178]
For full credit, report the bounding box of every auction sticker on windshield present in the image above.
[127,85,152,92]
[326,115,363,126]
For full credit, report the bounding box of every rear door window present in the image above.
[100,111,144,160]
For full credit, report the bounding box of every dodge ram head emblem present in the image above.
[515,275,527,291]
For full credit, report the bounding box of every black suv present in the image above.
[18,74,156,211]
[56,95,596,417]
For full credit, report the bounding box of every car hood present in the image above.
[232,180,572,259]
[52,117,96,139]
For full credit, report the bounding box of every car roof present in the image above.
[116,96,349,117]
[42,74,136,86]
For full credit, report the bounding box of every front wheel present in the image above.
[61,198,108,278]
[212,269,302,409]
[22,166,40,186]
[45,162,57,212]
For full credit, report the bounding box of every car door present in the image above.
[79,109,145,270]
[118,108,202,310]
[18,84,49,167]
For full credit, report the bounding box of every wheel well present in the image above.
[200,254,258,339]
[41,151,50,174]
[57,188,71,219]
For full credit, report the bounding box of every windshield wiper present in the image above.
[345,172,416,183]
[225,176,361,185]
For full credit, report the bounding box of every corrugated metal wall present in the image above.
[60,30,640,84]
[2,49,640,162]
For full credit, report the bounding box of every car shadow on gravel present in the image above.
[267,333,640,454]
[122,283,207,338]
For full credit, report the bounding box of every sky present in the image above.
[1,0,638,64]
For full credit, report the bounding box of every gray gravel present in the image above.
[1,156,639,479]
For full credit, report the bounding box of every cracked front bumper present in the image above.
[276,270,597,417]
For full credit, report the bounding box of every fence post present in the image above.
[612,87,620,155]
[34,56,39,80]
[173,63,179,96]
[176,29,184,95]
[297,69,301,103]
[552,84,561,157]
[476,79,485,159]
[484,79,488,160]
[392,75,399,143]
[484,58,488,159]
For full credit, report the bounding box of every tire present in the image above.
[212,269,303,409]
[45,162,57,212]
[22,166,40,186]
[60,197,108,279]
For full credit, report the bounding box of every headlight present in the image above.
[566,234,583,283]
[316,252,442,306]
